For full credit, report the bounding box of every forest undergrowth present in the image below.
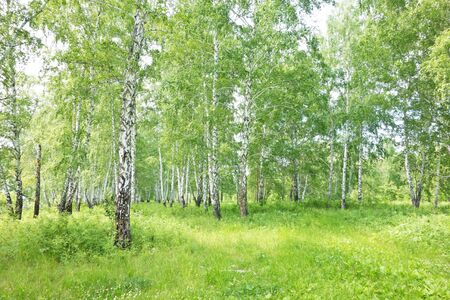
[0,201,448,299]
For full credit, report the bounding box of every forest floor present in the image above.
[0,200,449,299]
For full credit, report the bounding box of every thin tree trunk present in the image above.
[357,142,363,203]
[341,140,348,209]
[65,167,79,214]
[76,180,81,212]
[327,133,334,207]
[414,152,426,208]
[256,128,266,205]
[155,183,160,203]
[404,151,416,206]
[434,147,441,208]
[348,154,353,196]
[158,147,165,204]
[237,77,251,217]
[207,29,221,219]
[33,144,41,218]
[10,70,24,219]
[115,0,146,248]
[177,164,185,206]
[111,98,118,197]
[164,170,169,204]
[185,157,190,205]
[59,99,81,213]
[131,121,136,203]
[170,159,175,207]
[292,159,300,202]
[341,92,349,210]
[101,158,112,201]
[0,166,14,215]
[256,163,265,204]
[301,175,308,202]
[193,156,202,207]
[13,127,23,219]
[202,160,209,211]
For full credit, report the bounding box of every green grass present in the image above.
[0,201,449,299]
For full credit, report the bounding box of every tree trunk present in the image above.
[202,157,209,211]
[59,99,81,213]
[13,128,23,219]
[404,151,416,207]
[301,175,308,202]
[237,78,251,217]
[115,0,146,248]
[341,139,348,209]
[111,98,118,197]
[207,29,221,219]
[193,156,203,207]
[131,121,136,203]
[327,134,334,207]
[76,180,81,212]
[158,147,165,204]
[170,161,175,207]
[348,154,353,196]
[414,152,426,208]
[341,92,349,210]
[177,163,186,207]
[256,165,265,204]
[10,71,24,219]
[256,129,266,205]
[33,144,41,218]
[65,167,80,214]
[357,142,363,203]
[185,157,190,205]
[434,148,441,208]
[292,159,300,202]
[0,166,14,215]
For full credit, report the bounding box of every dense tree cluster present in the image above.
[1,0,448,247]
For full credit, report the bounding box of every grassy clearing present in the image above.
[0,201,449,299]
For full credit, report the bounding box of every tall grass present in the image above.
[0,201,448,299]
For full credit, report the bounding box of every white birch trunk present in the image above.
[202,157,209,210]
[415,151,426,208]
[207,29,221,219]
[158,147,165,203]
[111,98,118,197]
[59,99,82,213]
[341,91,349,209]
[357,142,363,203]
[131,121,136,203]
[301,176,308,202]
[434,148,441,208]
[237,77,251,216]
[327,134,334,207]
[0,166,14,215]
[185,157,190,204]
[170,162,175,206]
[115,0,146,248]
[292,159,300,202]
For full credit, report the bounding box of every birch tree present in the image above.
[115,0,146,248]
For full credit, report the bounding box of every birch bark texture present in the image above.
[207,29,221,219]
[341,91,349,209]
[34,144,41,218]
[115,0,146,248]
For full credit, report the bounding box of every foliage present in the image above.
[0,202,449,299]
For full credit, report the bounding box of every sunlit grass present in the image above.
[0,201,448,299]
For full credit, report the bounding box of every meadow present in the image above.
[0,201,449,299]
